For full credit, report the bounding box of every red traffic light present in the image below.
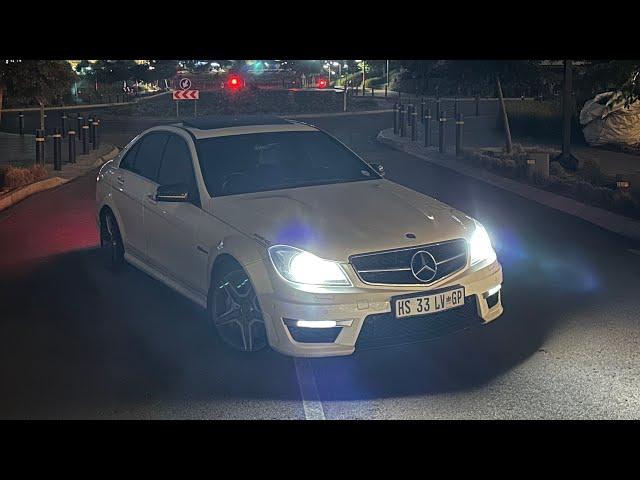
[317,78,327,88]
[226,74,243,91]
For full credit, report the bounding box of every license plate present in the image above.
[394,287,465,319]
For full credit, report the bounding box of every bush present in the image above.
[577,159,608,186]
[0,165,49,189]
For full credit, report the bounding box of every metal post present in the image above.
[18,112,24,135]
[194,99,197,117]
[398,91,402,106]
[68,130,76,163]
[456,113,464,156]
[53,128,62,170]
[420,98,425,123]
[439,110,447,153]
[399,105,406,137]
[82,121,89,155]
[35,129,45,164]
[87,115,94,145]
[60,112,67,138]
[384,85,388,98]
[561,60,573,164]
[411,111,417,141]
[454,97,459,118]
[393,103,398,135]
[92,118,100,149]
[77,114,83,139]
[436,99,441,124]
[424,109,432,147]
[475,94,480,116]
[371,86,374,97]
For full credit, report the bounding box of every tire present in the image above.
[209,261,268,353]
[100,209,125,270]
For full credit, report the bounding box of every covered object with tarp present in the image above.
[580,91,640,147]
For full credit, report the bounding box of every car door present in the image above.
[115,132,168,260]
[111,139,148,258]
[144,134,208,297]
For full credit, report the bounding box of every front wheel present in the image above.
[210,265,268,353]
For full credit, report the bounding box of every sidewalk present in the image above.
[377,127,640,242]
[0,143,119,212]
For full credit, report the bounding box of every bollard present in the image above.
[455,113,464,156]
[384,85,388,98]
[371,86,374,97]
[399,105,406,137]
[475,95,480,116]
[35,129,45,164]
[18,112,24,135]
[60,112,67,138]
[362,83,365,96]
[53,127,62,171]
[77,114,84,140]
[92,118,100,149]
[411,111,417,141]
[82,121,89,155]
[88,115,95,146]
[435,99,441,124]
[439,110,447,153]
[68,130,76,163]
[393,103,398,135]
[407,105,414,133]
[420,98,425,123]
[454,98,459,118]
[538,92,543,102]
[398,91,402,106]
[424,108,432,147]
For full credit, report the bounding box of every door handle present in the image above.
[116,175,125,184]
[145,193,157,205]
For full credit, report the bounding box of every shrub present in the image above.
[0,165,49,189]
[577,159,608,186]
[549,161,568,177]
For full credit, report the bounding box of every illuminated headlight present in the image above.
[268,245,351,286]
[469,222,497,265]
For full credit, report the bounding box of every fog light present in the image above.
[296,320,337,328]
[486,284,501,297]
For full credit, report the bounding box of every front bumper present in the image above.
[253,258,504,358]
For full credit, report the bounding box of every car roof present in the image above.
[178,115,318,140]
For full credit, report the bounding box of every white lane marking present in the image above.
[293,358,326,420]
[628,249,640,256]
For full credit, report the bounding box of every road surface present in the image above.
[0,112,639,419]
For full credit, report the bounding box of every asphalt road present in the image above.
[1,112,639,419]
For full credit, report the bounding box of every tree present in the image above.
[0,60,76,126]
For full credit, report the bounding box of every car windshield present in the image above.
[195,130,379,197]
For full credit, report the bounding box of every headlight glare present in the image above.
[469,223,497,265]
[268,245,351,286]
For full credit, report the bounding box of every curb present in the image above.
[377,128,640,242]
[284,109,393,119]
[0,146,119,213]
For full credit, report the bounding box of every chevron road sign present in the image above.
[173,90,200,100]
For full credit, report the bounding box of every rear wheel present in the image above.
[210,264,267,353]
[100,210,124,270]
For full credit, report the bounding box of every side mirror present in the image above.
[155,183,190,202]
[370,163,386,177]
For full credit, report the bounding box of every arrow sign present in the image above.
[179,78,192,90]
[173,90,200,100]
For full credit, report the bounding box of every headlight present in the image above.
[268,245,351,286]
[469,222,497,265]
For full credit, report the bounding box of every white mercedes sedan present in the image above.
[96,115,503,357]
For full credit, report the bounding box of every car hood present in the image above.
[209,179,476,262]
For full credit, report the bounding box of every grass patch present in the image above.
[496,100,583,142]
